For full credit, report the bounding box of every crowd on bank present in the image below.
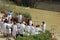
[0,10,46,38]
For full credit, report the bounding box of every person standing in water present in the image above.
[41,21,46,33]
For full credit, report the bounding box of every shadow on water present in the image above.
[33,1,60,12]
[20,1,60,12]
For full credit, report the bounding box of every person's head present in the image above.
[42,21,45,24]
[10,10,12,12]
[31,24,33,26]
[4,19,8,23]
[13,22,16,25]
[9,19,13,23]
[36,25,40,28]
[9,14,11,15]
[2,16,4,19]
[19,13,21,15]
[20,22,22,24]
[19,13,22,15]
[24,23,26,25]
[26,23,29,26]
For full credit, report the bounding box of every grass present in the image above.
[0,0,60,35]
[26,8,60,34]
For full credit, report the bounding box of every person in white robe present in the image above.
[16,22,21,35]
[0,19,4,33]
[41,21,46,33]
[29,19,32,26]
[8,28,11,36]
[17,13,22,22]
[12,22,17,38]
[7,21,13,36]
[34,25,42,34]
[30,24,35,35]
[2,19,8,36]
[16,22,21,30]
[7,14,12,22]
[25,24,31,36]
[18,22,25,36]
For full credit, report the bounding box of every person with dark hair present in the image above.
[7,19,13,37]
[2,19,8,37]
[16,21,21,35]
[4,19,8,23]
[16,21,25,37]
[34,25,42,34]
[0,18,4,33]
[25,23,31,36]
[41,21,46,33]
[12,22,17,38]
[25,18,30,25]
[30,24,35,35]
[10,10,14,16]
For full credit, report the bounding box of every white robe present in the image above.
[7,23,13,28]
[42,23,46,32]
[16,23,21,34]
[16,23,21,29]
[17,15,22,22]
[30,26,35,35]
[19,23,25,34]
[7,23,13,34]
[29,20,32,26]
[0,19,3,27]
[0,20,3,32]
[7,15,12,22]
[2,23,8,33]
[35,27,42,34]
[8,28,11,34]
[12,25,17,37]
[25,25,30,33]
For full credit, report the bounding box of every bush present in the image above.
[0,2,26,13]
[23,12,32,19]
[52,38,57,40]
[32,30,52,40]
[15,30,56,40]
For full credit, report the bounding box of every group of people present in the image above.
[0,10,46,38]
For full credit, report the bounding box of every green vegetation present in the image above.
[0,0,32,19]
[15,30,56,40]
[23,12,32,19]
[0,3,25,13]
[0,0,27,13]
